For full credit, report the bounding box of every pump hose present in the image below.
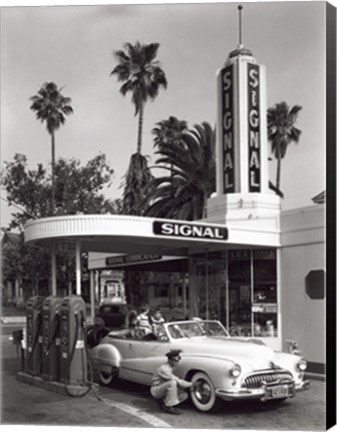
[64,315,149,400]
[82,313,103,402]
[37,317,61,378]
[26,315,43,377]
[62,314,89,397]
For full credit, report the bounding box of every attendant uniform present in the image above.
[150,357,192,407]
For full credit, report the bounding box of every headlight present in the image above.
[297,358,307,372]
[229,363,241,378]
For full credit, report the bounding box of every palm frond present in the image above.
[145,122,215,220]
[111,41,167,133]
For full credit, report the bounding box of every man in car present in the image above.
[150,349,194,415]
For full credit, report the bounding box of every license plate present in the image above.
[271,385,289,398]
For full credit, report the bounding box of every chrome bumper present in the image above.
[215,379,310,401]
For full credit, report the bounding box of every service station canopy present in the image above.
[24,214,280,259]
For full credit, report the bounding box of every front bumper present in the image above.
[215,379,310,401]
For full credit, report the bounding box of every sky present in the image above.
[0,0,329,228]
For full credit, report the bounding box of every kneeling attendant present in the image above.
[150,349,193,415]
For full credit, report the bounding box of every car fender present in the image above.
[179,355,237,387]
[273,351,305,381]
[90,343,121,371]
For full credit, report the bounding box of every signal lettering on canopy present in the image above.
[153,221,228,241]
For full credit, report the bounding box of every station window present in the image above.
[191,248,278,338]
[251,249,277,337]
[228,250,251,336]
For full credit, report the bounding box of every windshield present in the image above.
[166,320,229,339]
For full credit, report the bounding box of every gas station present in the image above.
[17,15,326,395]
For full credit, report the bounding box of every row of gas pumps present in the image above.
[23,295,91,394]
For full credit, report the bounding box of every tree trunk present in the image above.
[137,103,144,154]
[202,191,208,219]
[276,155,281,190]
[51,130,56,215]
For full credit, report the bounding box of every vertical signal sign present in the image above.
[247,63,261,192]
[221,65,235,193]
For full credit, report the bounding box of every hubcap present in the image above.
[194,380,212,404]
[100,372,111,383]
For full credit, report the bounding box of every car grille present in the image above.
[244,371,293,389]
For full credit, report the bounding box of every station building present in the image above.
[24,40,326,375]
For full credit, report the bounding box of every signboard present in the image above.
[221,65,235,193]
[253,249,276,259]
[192,250,226,263]
[106,254,162,267]
[229,249,250,260]
[153,221,228,241]
[252,303,277,313]
[247,63,261,192]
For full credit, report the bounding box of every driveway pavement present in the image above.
[1,326,326,430]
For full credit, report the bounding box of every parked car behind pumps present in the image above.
[95,304,134,328]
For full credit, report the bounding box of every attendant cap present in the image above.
[166,349,182,359]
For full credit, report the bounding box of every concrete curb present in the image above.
[17,371,98,396]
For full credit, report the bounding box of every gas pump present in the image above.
[59,296,87,386]
[26,296,45,376]
[41,296,62,381]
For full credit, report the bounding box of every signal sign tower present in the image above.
[207,6,280,225]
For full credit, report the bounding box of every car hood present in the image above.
[174,336,278,370]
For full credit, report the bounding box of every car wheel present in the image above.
[98,369,118,386]
[190,372,222,412]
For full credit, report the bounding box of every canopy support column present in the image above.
[182,271,187,318]
[51,247,57,296]
[75,241,81,296]
[205,249,209,320]
[90,269,95,324]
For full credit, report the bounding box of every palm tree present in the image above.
[267,102,302,193]
[122,153,153,215]
[145,122,216,220]
[111,41,167,217]
[30,82,73,214]
[152,116,188,176]
[152,116,188,150]
[111,41,167,155]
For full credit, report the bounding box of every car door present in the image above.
[119,338,171,385]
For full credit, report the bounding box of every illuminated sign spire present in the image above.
[215,5,269,195]
[207,5,280,227]
[238,5,243,48]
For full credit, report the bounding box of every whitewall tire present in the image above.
[190,372,222,412]
[98,369,118,386]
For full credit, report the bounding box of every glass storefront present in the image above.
[189,248,278,337]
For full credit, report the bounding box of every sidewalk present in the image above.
[1,334,159,427]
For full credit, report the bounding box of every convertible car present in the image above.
[89,320,310,412]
